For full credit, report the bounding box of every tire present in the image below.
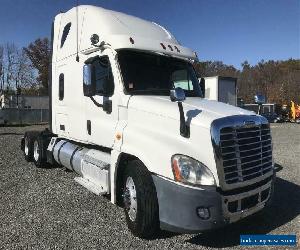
[32,136,47,168]
[23,132,38,162]
[122,160,159,239]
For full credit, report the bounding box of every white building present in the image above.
[0,94,49,109]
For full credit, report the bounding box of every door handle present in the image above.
[87,120,91,135]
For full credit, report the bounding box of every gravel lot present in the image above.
[0,123,299,249]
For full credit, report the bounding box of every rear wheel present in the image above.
[122,160,159,239]
[23,132,38,162]
[33,136,47,168]
[24,137,30,160]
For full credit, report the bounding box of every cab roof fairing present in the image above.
[53,5,198,61]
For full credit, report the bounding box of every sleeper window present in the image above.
[60,22,71,48]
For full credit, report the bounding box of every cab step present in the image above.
[74,177,107,195]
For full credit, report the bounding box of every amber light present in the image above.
[116,133,122,140]
[172,159,182,181]
[168,45,173,51]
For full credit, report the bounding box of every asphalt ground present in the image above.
[0,123,299,249]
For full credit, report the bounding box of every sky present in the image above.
[0,0,299,68]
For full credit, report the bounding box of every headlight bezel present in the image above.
[171,154,216,186]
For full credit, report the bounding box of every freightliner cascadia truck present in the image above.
[21,5,275,238]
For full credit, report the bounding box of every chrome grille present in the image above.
[219,124,272,184]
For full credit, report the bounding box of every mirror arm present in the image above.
[84,56,99,64]
[178,102,190,138]
[90,97,112,114]
[90,96,103,108]
[103,100,112,114]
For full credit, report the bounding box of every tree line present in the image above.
[194,59,300,104]
[0,38,50,96]
[0,37,299,104]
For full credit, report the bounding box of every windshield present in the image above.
[117,50,203,97]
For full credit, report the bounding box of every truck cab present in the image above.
[22,5,275,238]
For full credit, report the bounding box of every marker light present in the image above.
[160,43,166,50]
[168,45,173,51]
[171,155,215,186]
[174,46,180,52]
[129,37,134,44]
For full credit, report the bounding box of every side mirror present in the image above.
[102,76,114,97]
[170,87,186,102]
[255,94,266,115]
[83,64,96,97]
[254,94,266,104]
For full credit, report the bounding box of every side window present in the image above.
[92,56,114,96]
[172,69,193,91]
[60,22,71,48]
[59,73,64,100]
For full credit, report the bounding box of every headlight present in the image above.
[171,154,215,186]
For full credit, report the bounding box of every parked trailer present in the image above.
[21,5,275,238]
[201,76,237,106]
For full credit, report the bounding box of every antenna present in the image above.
[76,0,79,62]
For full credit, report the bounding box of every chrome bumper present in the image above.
[222,178,274,223]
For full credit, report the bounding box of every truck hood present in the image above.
[128,96,255,129]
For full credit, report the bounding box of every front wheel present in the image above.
[122,160,159,239]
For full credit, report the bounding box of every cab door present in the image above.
[84,52,119,148]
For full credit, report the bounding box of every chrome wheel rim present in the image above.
[24,138,29,156]
[33,141,39,162]
[123,176,137,221]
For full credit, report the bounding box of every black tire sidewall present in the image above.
[122,160,159,238]
[33,137,43,167]
[24,134,34,162]
[123,167,140,233]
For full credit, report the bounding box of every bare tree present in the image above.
[0,43,37,95]
[0,45,4,91]
[5,43,18,91]
[15,49,37,90]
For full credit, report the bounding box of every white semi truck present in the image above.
[21,5,275,238]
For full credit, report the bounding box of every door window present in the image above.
[172,69,194,91]
[92,56,114,96]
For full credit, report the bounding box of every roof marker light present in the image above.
[160,43,166,50]
[174,46,180,53]
[129,37,134,44]
[168,45,173,51]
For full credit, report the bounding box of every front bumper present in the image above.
[152,174,275,233]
